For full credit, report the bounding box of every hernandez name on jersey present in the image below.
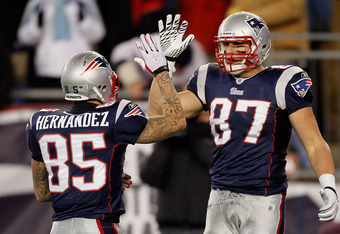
[26,99,147,222]
[187,63,313,196]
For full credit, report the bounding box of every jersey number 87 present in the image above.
[210,98,271,145]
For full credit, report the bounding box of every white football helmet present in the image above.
[214,11,271,75]
[61,51,119,103]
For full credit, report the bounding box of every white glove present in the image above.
[134,34,168,75]
[158,14,195,75]
[318,187,339,222]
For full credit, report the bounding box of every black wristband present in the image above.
[165,56,176,62]
[153,65,169,76]
[325,186,338,198]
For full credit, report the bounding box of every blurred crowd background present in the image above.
[1,0,340,233]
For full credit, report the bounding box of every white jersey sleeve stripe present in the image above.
[197,64,209,105]
[275,66,303,109]
[115,99,130,123]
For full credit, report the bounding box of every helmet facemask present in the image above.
[110,71,120,102]
[215,36,260,75]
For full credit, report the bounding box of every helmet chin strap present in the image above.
[229,69,245,76]
[93,87,106,103]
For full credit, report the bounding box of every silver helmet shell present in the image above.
[214,11,271,75]
[61,51,119,103]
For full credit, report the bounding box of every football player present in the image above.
[147,12,339,233]
[26,34,186,233]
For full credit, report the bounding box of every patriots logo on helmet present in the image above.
[124,106,146,118]
[245,17,266,36]
[291,78,312,98]
[83,57,108,73]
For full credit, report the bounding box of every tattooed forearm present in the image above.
[156,71,184,119]
[138,71,186,143]
[139,116,177,142]
[31,159,51,202]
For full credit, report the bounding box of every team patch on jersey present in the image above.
[245,17,266,36]
[290,78,312,98]
[124,106,146,118]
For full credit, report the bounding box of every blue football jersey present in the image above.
[26,99,148,222]
[187,63,313,196]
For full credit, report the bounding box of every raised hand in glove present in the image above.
[318,186,339,222]
[134,34,168,76]
[158,14,195,76]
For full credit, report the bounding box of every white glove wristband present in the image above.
[318,174,339,222]
[319,174,336,189]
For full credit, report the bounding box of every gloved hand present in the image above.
[134,34,168,76]
[158,14,195,76]
[318,186,339,222]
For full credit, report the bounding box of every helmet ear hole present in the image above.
[102,85,107,92]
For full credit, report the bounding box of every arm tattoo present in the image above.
[31,159,51,201]
[138,71,185,143]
